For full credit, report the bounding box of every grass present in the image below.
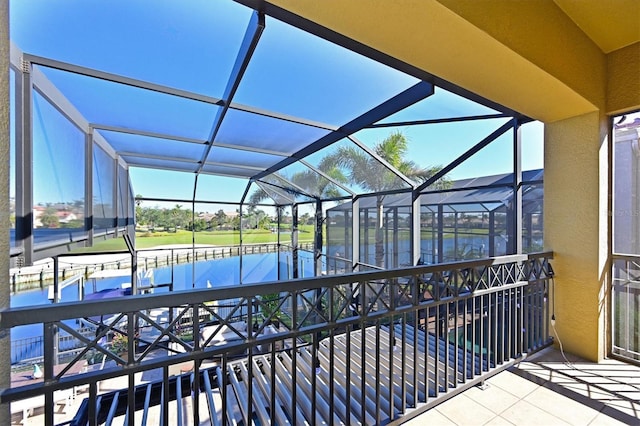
[76,227,316,253]
[78,224,491,253]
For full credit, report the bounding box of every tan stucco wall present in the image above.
[268,0,599,123]
[607,42,640,115]
[544,111,609,361]
[436,0,607,113]
[1,0,10,421]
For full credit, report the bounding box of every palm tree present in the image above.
[327,131,448,267]
[249,155,348,206]
[249,131,446,268]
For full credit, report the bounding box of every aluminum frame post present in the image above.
[292,204,299,279]
[513,119,523,254]
[489,211,496,257]
[277,206,282,280]
[351,198,360,271]
[239,202,244,284]
[16,55,33,265]
[315,199,323,277]
[411,190,421,265]
[123,233,137,295]
[437,204,444,263]
[191,175,198,289]
[85,129,94,246]
[111,146,118,238]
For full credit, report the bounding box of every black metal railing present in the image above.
[1,252,553,425]
[11,327,96,367]
[611,254,640,363]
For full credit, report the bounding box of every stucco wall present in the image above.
[0,0,10,421]
[544,111,609,361]
[607,42,640,115]
[437,0,607,112]
[267,0,599,123]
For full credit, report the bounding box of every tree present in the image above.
[40,207,60,228]
[248,153,348,207]
[192,218,208,232]
[326,131,449,267]
[134,195,143,224]
[253,209,270,229]
[214,209,227,229]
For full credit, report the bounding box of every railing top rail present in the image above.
[355,261,385,271]
[323,253,354,263]
[51,243,288,259]
[1,252,552,329]
[612,253,640,261]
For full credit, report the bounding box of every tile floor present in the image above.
[407,347,640,425]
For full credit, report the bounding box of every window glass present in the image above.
[377,87,500,124]
[117,164,128,227]
[234,15,419,125]
[613,111,640,254]
[129,167,195,200]
[37,66,218,141]
[32,91,86,246]
[523,183,543,253]
[612,111,640,362]
[93,144,115,231]
[10,0,250,97]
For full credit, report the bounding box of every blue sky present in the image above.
[10,0,544,208]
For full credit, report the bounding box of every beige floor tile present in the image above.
[587,412,634,426]
[461,383,519,415]
[524,386,600,425]
[404,408,457,425]
[561,381,612,401]
[483,416,516,426]
[619,390,640,402]
[436,394,497,426]
[486,371,539,399]
[500,400,571,426]
[600,400,640,424]
[517,365,553,382]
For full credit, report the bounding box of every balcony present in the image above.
[1,252,556,425]
[3,1,639,425]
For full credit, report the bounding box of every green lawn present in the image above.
[76,227,316,253]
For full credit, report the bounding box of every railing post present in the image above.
[43,322,55,425]
[170,249,174,287]
[52,258,60,366]
[52,256,59,304]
